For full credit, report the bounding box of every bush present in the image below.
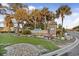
[0,31,8,33]
[56,29,61,35]
[22,29,31,35]
[19,31,22,33]
[37,23,44,30]
[9,31,15,33]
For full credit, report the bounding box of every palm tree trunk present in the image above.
[61,16,64,37]
[16,21,20,35]
[34,18,37,29]
[44,16,47,30]
[21,21,24,34]
[8,26,11,33]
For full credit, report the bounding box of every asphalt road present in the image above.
[41,31,79,56]
[63,32,79,56]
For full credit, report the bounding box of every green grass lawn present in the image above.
[0,33,59,51]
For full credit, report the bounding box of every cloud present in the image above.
[1,3,9,7]
[0,15,5,22]
[0,15,5,27]
[68,17,79,29]
[28,6,36,10]
[55,7,79,29]
[65,12,79,29]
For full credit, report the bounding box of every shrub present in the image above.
[19,31,22,33]
[0,31,8,33]
[10,31,15,33]
[37,23,44,30]
[22,29,31,35]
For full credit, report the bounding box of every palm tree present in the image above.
[56,5,72,36]
[41,7,53,30]
[31,9,41,29]
[14,8,28,34]
[8,3,29,34]
[8,3,24,11]
[4,14,14,31]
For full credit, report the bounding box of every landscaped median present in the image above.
[0,33,59,56]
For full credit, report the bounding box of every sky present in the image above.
[0,3,79,29]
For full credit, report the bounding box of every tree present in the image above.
[40,7,49,30]
[30,9,41,29]
[8,3,29,34]
[4,14,14,31]
[8,3,25,11]
[56,5,72,36]
[14,8,28,34]
[40,7,55,30]
[0,4,13,32]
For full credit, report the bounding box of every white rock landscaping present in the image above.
[4,43,48,56]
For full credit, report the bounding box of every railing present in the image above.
[41,34,79,56]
